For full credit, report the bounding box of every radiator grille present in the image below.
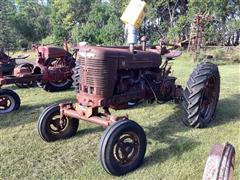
[79,57,116,97]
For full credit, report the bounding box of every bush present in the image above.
[41,35,56,46]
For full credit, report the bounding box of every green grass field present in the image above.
[0,53,239,179]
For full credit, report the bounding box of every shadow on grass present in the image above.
[142,94,240,168]
[0,98,76,130]
[212,94,240,127]
[142,105,200,168]
[75,126,103,138]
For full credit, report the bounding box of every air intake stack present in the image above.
[121,0,146,52]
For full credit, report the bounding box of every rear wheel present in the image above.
[182,62,220,128]
[39,57,74,92]
[99,119,146,176]
[0,89,20,114]
[37,104,79,142]
[15,63,36,88]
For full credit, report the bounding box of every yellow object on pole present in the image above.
[120,0,146,28]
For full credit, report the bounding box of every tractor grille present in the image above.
[79,57,116,98]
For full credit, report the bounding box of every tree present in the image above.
[77,1,124,45]
[142,0,188,43]
[14,0,50,44]
[49,0,92,45]
[0,0,18,51]
[188,0,240,45]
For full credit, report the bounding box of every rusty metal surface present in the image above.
[60,43,183,127]
[72,44,184,110]
[13,65,32,77]
[0,46,75,87]
[76,46,167,107]
[60,102,128,127]
[0,74,42,85]
[37,46,67,59]
[202,143,235,180]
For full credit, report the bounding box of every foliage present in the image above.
[14,0,50,43]
[0,0,239,48]
[76,1,124,45]
[49,0,92,45]
[0,0,18,51]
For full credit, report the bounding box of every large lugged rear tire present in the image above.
[99,119,147,176]
[0,89,20,114]
[182,62,220,128]
[37,104,79,142]
[71,60,80,93]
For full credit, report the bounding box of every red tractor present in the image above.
[0,45,76,114]
[37,40,220,176]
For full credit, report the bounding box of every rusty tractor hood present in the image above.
[38,46,67,59]
[77,45,162,69]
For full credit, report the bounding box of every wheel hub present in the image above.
[0,97,11,109]
[0,97,8,107]
[114,133,140,165]
[49,116,67,133]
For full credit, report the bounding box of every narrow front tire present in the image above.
[99,119,147,176]
[37,104,79,142]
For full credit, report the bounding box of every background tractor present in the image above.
[0,45,76,114]
[0,50,29,76]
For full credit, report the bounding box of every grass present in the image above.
[0,53,239,179]
[198,46,240,65]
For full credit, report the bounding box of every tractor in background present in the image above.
[0,45,76,114]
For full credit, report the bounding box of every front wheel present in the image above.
[182,62,220,128]
[37,104,79,142]
[99,119,146,176]
[0,89,20,114]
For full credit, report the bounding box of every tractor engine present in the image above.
[75,46,180,110]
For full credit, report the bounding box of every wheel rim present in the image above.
[0,95,15,113]
[47,58,70,87]
[200,76,219,122]
[113,131,140,166]
[47,113,69,134]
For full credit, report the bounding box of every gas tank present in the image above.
[38,46,67,59]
